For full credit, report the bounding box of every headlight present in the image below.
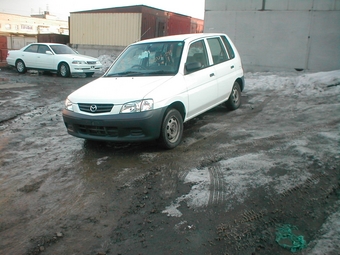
[72,60,87,64]
[65,98,74,111]
[120,99,154,113]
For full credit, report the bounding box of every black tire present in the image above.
[159,109,183,149]
[225,81,241,110]
[58,63,70,77]
[85,72,94,78]
[16,60,27,74]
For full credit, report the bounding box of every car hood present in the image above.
[63,54,99,61]
[68,76,174,104]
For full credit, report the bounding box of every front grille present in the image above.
[78,103,113,113]
[87,61,97,64]
[78,125,118,137]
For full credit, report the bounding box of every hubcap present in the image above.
[60,65,67,76]
[166,116,180,143]
[232,87,239,104]
[17,62,24,72]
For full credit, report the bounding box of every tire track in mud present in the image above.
[178,117,338,219]
[208,165,227,206]
[182,116,339,254]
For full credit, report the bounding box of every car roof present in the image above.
[132,33,227,45]
[26,43,67,46]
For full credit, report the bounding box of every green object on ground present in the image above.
[276,224,307,252]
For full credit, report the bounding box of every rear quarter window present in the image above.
[221,36,235,59]
[24,45,38,53]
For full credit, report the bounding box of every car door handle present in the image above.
[231,65,234,69]
[210,73,215,77]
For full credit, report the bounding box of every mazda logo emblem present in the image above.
[90,105,97,112]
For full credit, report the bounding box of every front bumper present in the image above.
[62,107,166,142]
[69,64,103,74]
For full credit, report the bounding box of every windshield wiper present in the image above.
[146,70,174,75]
[105,71,145,77]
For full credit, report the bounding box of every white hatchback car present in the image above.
[6,43,102,77]
[62,33,244,149]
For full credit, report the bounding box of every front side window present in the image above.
[105,41,184,77]
[50,45,77,54]
[207,37,229,64]
[38,45,50,54]
[185,40,209,73]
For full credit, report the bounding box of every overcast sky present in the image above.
[0,0,205,20]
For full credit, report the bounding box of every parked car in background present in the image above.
[6,43,102,77]
[62,33,244,149]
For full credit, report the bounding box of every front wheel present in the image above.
[225,81,241,110]
[159,109,183,149]
[58,63,70,77]
[16,60,27,74]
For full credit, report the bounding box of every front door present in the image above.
[36,44,54,70]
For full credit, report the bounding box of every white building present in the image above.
[0,11,69,50]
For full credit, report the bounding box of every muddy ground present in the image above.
[0,68,339,255]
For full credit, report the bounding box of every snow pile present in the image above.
[98,54,117,72]
[295,70,340,96]
[244,70,340,97]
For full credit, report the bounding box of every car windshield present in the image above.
[50,45,77,54]
[104,41,184,77]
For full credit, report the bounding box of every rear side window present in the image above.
[24,44,38,53]
[221,36,235,59]
[207,37,229,64]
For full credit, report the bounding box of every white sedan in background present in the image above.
[6,43,102,77]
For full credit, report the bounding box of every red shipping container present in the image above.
[0,36,8,62]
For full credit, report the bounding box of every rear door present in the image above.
[184,39,218,119]
[206,36,237,102]
[22,44,39,68]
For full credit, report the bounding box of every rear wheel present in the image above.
[58,63,70,77]
[159,109,183,149]
[16,60,27,74]
[225,81,241,110]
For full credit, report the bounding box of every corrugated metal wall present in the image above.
[140,13,158,40]
[0,36,7,62]
[168,14,191,35]
[37,34,69,44]
[69,6,204,57]
[70,13,142,46]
